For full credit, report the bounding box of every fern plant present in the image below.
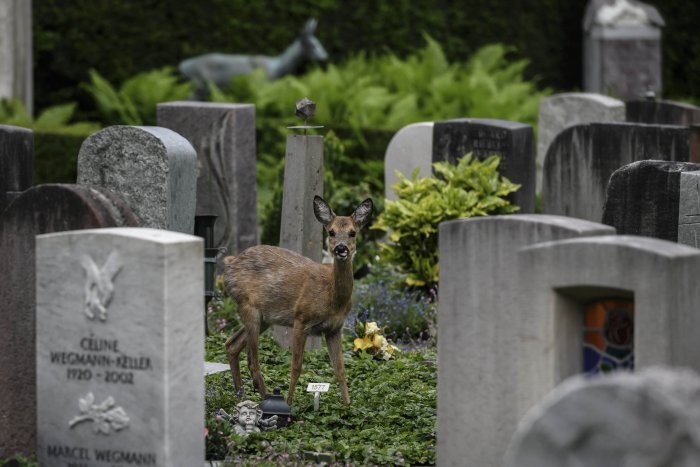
[85,67,192,125]
[373,154,520,289]
[0,98,99,135]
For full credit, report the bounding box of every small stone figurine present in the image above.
[217,401,278,436]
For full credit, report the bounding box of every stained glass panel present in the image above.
[582,299,634,375]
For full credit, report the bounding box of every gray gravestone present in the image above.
[626,99,700,125]
[433,118,535,213]
[0,0,32,114]
[678,171,700,248]
[583,0,664,100]
[384,122,434,201]
[157,102,257,254]
[0,184,138,459]
[602,160,700,242]
[275,134,324,349]
[505,367,700,467]
[537,93,624,192]
[36,228,204,466]
[542,122,691,222]
[437,215,614,467]
[77,126,198,234]
[0,124,33,213]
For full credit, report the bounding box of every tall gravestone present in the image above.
[437,215,614,467]
[678,171,700,248]
[536,93,624,192]
[36,228,204,466]
[542,122,691,222]
[626,99,700,125]
[0,124,33,213]
[274,132,324,349]
[0,184,138,458]
[505,367,700,467]
[602,160,700,243]
[433,118,535,213]
[77,126,198,234]
[384,122,434,201]
[157,102,257,254]
[0,0,32,114]
[583,0,664,100]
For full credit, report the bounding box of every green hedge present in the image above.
[33,130,89,185]
[34,1,700,114]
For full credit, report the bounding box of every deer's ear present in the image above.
[313,196,335,226]
[352,198,373,229]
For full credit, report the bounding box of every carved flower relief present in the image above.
[69,392,130,435]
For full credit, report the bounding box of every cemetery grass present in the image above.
[205,332,437,465]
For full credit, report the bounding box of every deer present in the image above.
[222,196,373,405]
[179,18,328,100]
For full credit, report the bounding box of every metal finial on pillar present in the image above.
[288,97,324,135]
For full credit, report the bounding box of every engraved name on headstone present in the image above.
[433,118,534,213]
[36,228,204,466]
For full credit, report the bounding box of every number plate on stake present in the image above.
[307,383,330,392]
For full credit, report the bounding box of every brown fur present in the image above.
[223,196,372,405]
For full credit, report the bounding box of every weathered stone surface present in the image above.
[536,93,624,192]
[77,125,198,234]
[583,0,664,100]
[0,0,32,113]
[626,99,700,125]
[157,102,257,253]
[0,184,137,458]
[678,170,700,248]
[602,160,700,241]
[433,118,535,213]
[384,122,433,201]
[275,134,323,349]
[437,215,614,467]
[505,367,700,467]
[36,228,204,466]
[542,122,690,222]
[515,234,700,440]
[0,124,33,213]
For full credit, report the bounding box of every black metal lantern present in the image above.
[194,215,219,335]
[260,387,292,428]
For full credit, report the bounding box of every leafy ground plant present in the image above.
[205,332,437,465]
[373,154,519,289]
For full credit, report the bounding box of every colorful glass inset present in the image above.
[582,298,634,375]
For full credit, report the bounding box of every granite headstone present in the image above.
[505,367,700,467]
[384,122,434,201]
[583,0,665,100]
[536,93,624,192]
[437,215,614,467]
[626,99,700,125]
[157,102,257,253]
[36,228,204,466]
[602,160,700,242]
[0,184,138,458]
[0,124,33,213]
[678,170,700,248]
[433,118,534,212]
[542,122,690,222]
[77,126,198,234]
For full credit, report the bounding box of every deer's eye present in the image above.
[328,229,336,237]
[349,230,356,238]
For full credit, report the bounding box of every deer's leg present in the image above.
[225,327,246,394]
[287,321,308,405]
[244,315,268,398]
[325,329,351,404]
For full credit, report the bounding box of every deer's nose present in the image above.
[333,244,349,258]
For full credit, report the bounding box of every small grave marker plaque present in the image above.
[307,383,330,411]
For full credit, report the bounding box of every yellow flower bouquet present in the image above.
[353,321,400,360]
